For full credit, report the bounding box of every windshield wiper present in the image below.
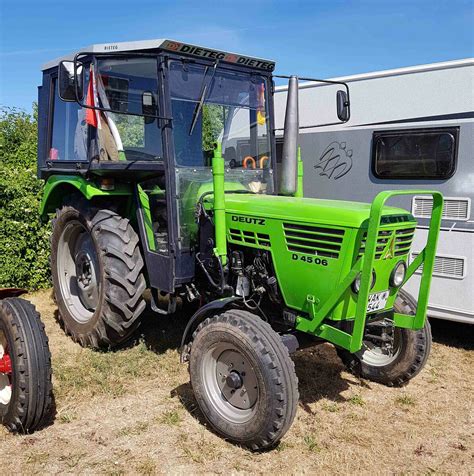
[188,60,219,136]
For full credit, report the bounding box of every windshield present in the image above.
[169,61,272,170]
[169,60,274,249]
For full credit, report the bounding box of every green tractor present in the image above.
[38,40,442,449]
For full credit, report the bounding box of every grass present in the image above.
[275,441,292,452]
[53,340,162,401]
[25,450,49,466]
[159,410,182,426]
[348,394,365,406]
[303,435,321,453]
[135,458,157,475]
[321,402,340,413]
[177,434,206,463]
[58,410,77,424]
[117,421,150,437]
[395,394,417,407]
[0,289,472,475]
[58,452,87,469]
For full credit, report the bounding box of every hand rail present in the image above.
[351,190,443,352]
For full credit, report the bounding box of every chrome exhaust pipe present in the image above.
[279,75,299,196]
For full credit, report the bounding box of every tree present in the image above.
[0,106,51,290]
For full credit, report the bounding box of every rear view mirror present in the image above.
[58,60,84,102]
[142,91,157,124]
[336,90,350,122]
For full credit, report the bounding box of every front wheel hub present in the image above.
[215,348,258,411]
[75,251,93,289]
[359,319,402,367]
[226,370,243,389]
[57,220,100,322]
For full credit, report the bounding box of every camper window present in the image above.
[372,128,458,179]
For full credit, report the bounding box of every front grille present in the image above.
[283,223,345,259]
[359,227,415,260]
[380,214,415,225]
[412,252,465,279]
[412,197,470,220]
[229,229,271,247]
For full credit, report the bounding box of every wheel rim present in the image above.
[0,330,12,406]
[57,220,100,323]
[358,320,402,367]
[201,343,259,424]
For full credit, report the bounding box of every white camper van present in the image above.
[274,59,474,324]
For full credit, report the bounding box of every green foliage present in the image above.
[0,106,51,290]
[114,114,145,148]
[202,104,225,151]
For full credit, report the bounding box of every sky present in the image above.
[0,0,473,111]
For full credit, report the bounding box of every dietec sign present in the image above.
[162,41,275,71]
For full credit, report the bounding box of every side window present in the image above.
[372,128,458,179]
[50,79,86,161]
[95,57,162,161]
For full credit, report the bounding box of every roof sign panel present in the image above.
[42,39,275,72]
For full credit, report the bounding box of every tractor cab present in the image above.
[38,40,284,292]
[40,44,274,173]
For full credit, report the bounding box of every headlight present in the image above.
[352,269,376,293]
[390,261,407,287]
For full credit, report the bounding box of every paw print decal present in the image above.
[314,141,353,180]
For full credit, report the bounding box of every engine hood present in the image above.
[224,194,413,228]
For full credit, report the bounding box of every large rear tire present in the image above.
[0,298,53,433]
[337,289,432,387]
[189,310,298,450]
[51,202,146,348]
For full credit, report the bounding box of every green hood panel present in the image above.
[224,194,411,228]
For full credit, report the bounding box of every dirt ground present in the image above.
[1,289,472,474]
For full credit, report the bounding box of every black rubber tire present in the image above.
[0,298,53,433]
[189,309,299,450]
[51,203,146,349]
[337,289,432,387]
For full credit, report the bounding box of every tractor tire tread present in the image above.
[337,289,432,387]
[190,309,298,450]
[0,298,53,433]
[52,204,145,349]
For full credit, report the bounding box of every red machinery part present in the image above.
[0,353,12,374]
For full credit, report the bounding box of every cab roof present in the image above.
[41,39,276,72]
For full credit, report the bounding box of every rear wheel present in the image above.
[189,310,298,450]
[51,202,146,348]
[337,290,432,386]
[0,298,53,433]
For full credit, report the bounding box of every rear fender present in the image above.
[40,175,133,221]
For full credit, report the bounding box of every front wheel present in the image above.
[0,298,53,433]
[337,290,432,387]
[189,310,298,450]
